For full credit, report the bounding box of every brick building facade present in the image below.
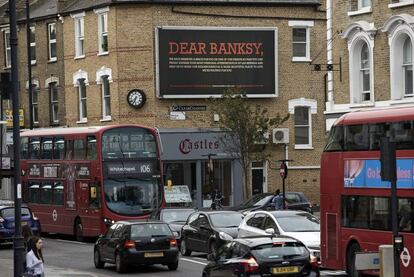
[0,0,326,205]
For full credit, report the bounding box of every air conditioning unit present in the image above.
[272,128,289,144]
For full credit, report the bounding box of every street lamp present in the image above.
[9,1,25,276]
[26,0,33,130]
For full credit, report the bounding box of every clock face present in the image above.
[127,89,146,108]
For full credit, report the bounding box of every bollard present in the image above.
[379,245,394,277]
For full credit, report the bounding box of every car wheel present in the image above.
[74,219,84,242]
[180,238,192,256]
[115,252,127,273]
[209,241,217,256]
[346,243,361,277]
[168,260,179,270]
[94,248,105,269]
[202,271,210,277]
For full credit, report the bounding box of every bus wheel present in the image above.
[74,218,84,242]
[346,243,361,277]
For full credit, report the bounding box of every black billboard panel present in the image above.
[156,27,278,98]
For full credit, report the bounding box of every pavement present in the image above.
[1,257,102,277]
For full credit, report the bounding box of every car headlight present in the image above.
[103,218,116,226]
[218,232,233,241]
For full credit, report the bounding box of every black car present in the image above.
[231,192,313,214]
[202,236,320,277]
[180,211,244,256]
[0,201,41,243]
[94,220,179,273]
[151,208,196,244]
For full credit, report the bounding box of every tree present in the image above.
[209,88,289,198]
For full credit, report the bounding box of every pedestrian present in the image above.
[25,236,45,277]
[272,189,284,210]
[22,224,33,252]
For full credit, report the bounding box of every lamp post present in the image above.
[9,0,25,276]
[26,0,33,130]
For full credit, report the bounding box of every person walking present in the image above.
[272,189,284,210]
[22,224,33,252]
[26,236,45,277]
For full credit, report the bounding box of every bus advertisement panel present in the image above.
[20,125,164,241]
[321,107,414,277]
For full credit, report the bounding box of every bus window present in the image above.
[39,183,53,204]
[28,182,40,203]
[324,126,344,152]
[41,137,53,159]
[54,137,65,159]
[74,139,85,160]
[89,183,101,209]
[65,140,74,160]
[344,125,369,151]
[391,121,414,150]
[144,134,157,157]
[29,138,40,159]
[21,137,29,159]
[368,123,386,150]
[53,182,64,205]
[86,136,97,160]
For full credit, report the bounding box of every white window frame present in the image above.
[358,0,371,9]
[95,7,109,55]
[348,0,372,16]
[101,76,111,120]
[31,85,39,124]
[29,25,36,65]
[389,0,414,9]
[73,70,89,123]
[288,98,317,150]
[402,37,413,97]
[288,21,313,62]
[48,82,59,124]
[96,66,113,121]
[78,79,87,122]
[71,12,85,59]
[3,28,10,68]
[47,23,57,62]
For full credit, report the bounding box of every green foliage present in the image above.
[208,88,289,196]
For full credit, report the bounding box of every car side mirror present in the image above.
[207,253,216,261]
[265,228,275,235]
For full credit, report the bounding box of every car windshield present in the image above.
[272,213,320,232]
[0,207,31,218]
[210,213,243,227]
[104,178,161,216]
[285,193,304,204]
[253,242,308,259]
[131,223,172,238]
[161,210,195,223]
[239,194,273,208]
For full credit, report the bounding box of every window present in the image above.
[74,15,85,58]
[349,39,373,104]
[39,183,52,204]
[73,139,85,160]
[3,29,10,68]
[247,213,266,229]
[101,75,111,119]
[49,82,59,123]
[403,37,413,97]
[53,137,65,159]
[360,44,371,101]
[358,0,371,9]
[32,86,39,124]
[97,12,108,53]
[78,78,87,121]
[28,182,40,203]
[47,23,57,61]
[53,182,64,205]
[294,106,311,147]
[289,21,313,62]
[29,25,36,64]
[41,137,53,159]
[65,140,74,159]
[29,138,40,159]
[21,137,29,159]
[86,136,97,160]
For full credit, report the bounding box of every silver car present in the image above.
[238,210,320,258]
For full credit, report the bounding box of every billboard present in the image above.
[344,159,414,188]
[155,26,278,98]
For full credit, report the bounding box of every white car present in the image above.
[238,210,320,258]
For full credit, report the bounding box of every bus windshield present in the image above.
[104,178,160,216]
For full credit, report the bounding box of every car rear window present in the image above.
[253,242,308,259]
[272,213,320,232]
[130,223,172,238]
[1,207,31,218]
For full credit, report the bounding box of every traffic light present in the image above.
[0,72,11,100]
[380,137,396,182]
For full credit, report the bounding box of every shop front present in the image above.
[159,128,243,209]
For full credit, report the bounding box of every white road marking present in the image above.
[55,239,87,245]
[180,257,208,266]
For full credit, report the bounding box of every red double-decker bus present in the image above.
[321,106,414,276]
[20,125,164,241]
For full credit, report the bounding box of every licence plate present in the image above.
[271,266,300,274]
[144,252,164,258]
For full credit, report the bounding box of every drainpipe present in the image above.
[326,0,334,109]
